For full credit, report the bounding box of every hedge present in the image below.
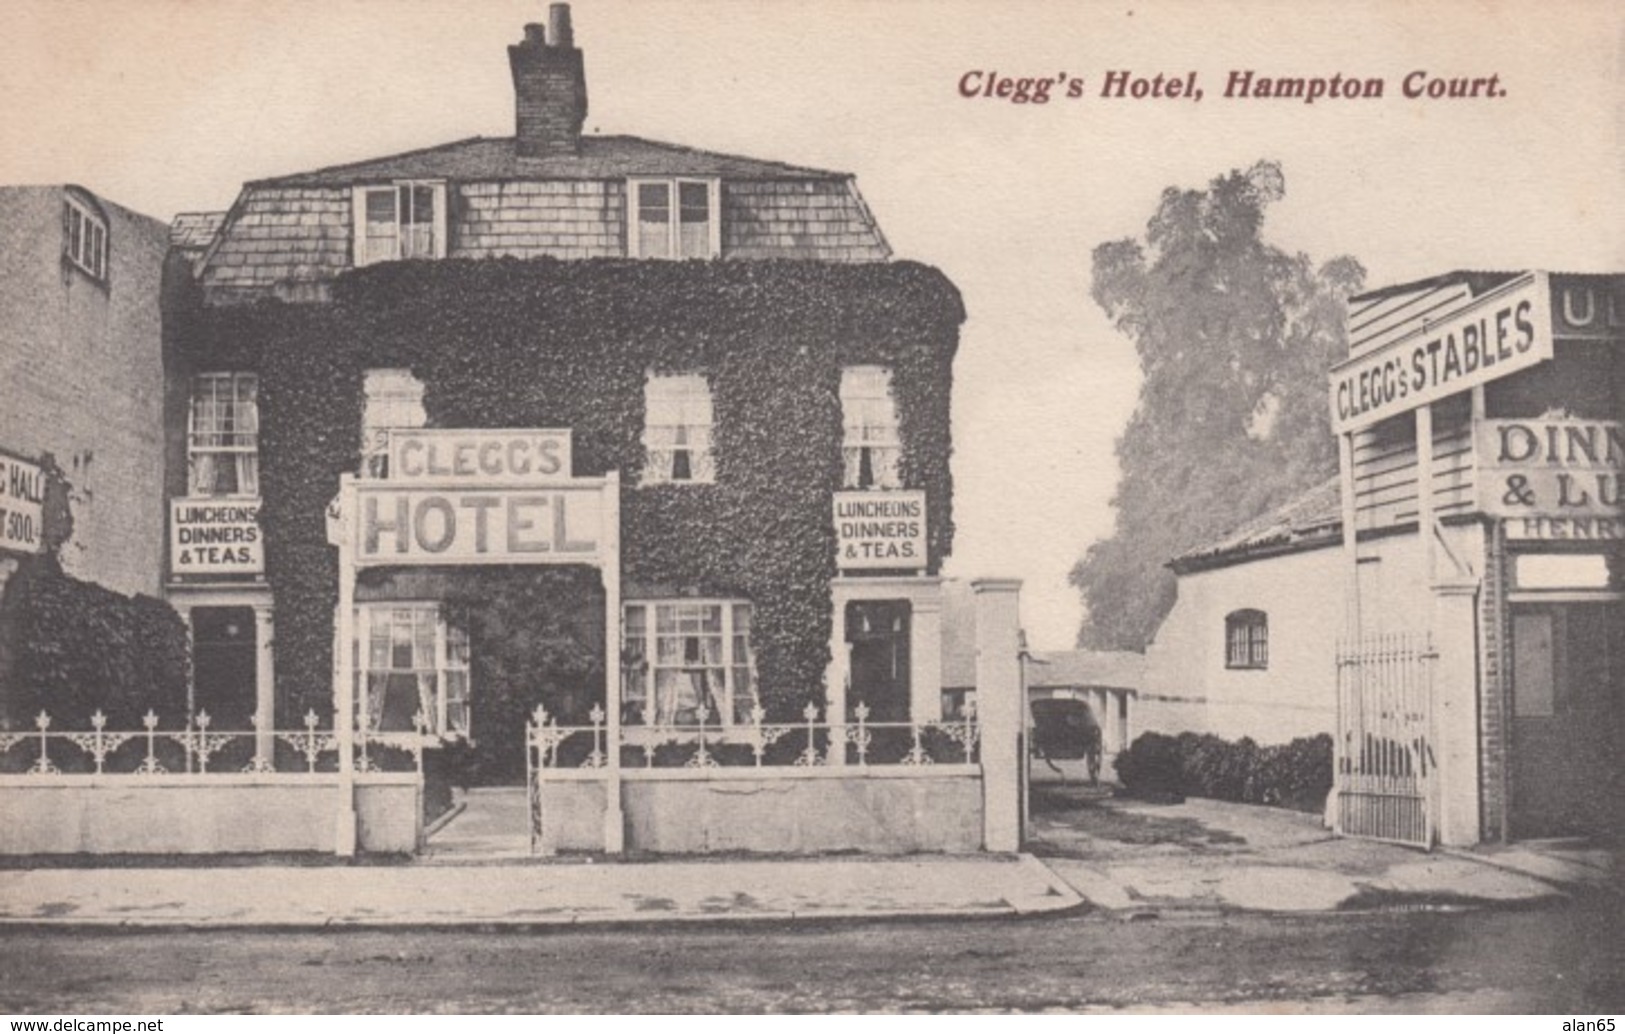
[1113,730,1332,812]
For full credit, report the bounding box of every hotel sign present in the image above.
[388,428,572,483]
[353,483,604,567]
[171,499,264,574]
[0,449,45,556]
[1330,273,1553,433]
[1480,419,1623,541]
[834,491,927,570]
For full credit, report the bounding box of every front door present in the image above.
[191,605,256,728]
[1509,602,1625,839]
[846,600,911,722]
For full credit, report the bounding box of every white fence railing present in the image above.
[0,709,424,779]
[528,701,980,775]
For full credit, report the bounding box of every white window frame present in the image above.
[840,365,902,490]
[354,602,470,740]
[626,177,721,259]
[63,194,108,280]
[641,372,716,485]
[622,600,757,727]
[187,372,260,499]
[359,368,427,478]
[351,181,448,267]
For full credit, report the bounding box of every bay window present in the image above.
[188,373,259,497]
[622,601,757,725]
[352,182,447,266]
[355,604,470,738]
[628,178,719,259]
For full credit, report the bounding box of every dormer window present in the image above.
[63,193,108,280]
[628,178,719,259]
[352,182,447,266]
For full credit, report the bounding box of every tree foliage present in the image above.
[1071,162,1365,650]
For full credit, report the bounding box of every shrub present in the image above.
[1114,729,1332,812]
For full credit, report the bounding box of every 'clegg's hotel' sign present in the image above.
[1330,273,1553,434]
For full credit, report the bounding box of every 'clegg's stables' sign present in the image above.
[1330,273,1553,433]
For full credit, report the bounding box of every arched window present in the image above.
[1225,609,1268,670]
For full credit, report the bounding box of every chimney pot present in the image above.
[523,22,545,46]
[548,4,574,49]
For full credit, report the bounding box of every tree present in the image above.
[1071,161,1365,651]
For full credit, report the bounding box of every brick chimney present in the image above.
[508,3,587,159]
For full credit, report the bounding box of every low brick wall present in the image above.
[0,776,420,855]
[535,770,984,855]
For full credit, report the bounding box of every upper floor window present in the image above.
[352,182,447,267]
[63,194,108,280]
[622,600,756,726]
[360,368,427,478]
[188,373,258,498]
[355,603,470,739]
[840,366,901,489]
[628,178,719,259]
[1225,609,1269,670]
[642,373,714,485]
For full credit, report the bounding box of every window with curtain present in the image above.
[1224,609,1269,670]
[628,178,718,259]
[353,182,445,266]
[360,368,427,478]
[642,373,715,484]
[840,366,901,489]
[356,604,470,738]
[188,373,259,497]
[622,601,756,725]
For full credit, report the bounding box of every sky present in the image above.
[2,0,1621,648]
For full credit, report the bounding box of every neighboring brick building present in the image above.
[0,185,170,599]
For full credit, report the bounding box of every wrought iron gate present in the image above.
[1335,632,1436,848]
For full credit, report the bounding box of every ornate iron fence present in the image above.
[0,709,424,777]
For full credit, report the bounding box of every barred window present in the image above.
[840,366,901,489]
[360,368,427,478]
[642,373,715,485]
[622,601,756,725]
[188,373,259,497]
[1225,609,1269,670]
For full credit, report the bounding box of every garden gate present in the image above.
[1334,632,1436,848]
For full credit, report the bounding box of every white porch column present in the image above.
[1433,579,1482,847]
[252,604,275,765]
[825,586,849,768]
[909,588,944,721]
[333,476,358,857]
[601,471,625,854]
[973,578,1023,852]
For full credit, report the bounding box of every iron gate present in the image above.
[1335,632,1436,848]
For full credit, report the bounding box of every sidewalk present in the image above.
[1028,785,1620,914]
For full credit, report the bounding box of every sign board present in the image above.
[171,499,265,573]
[834,490,927,570]
[1479,419,1624,541]
[353,482,604,567]
[1330,273,1553,433]
[1552,275,1625,341]
[0,449,45,556]
[388,428,572,483]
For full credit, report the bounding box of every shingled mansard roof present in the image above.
[1169,476,1344,574]
[248,134,853,188]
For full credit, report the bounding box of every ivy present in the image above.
[175,258,961,771]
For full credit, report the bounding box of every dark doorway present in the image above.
[845,600,910,722]
[191,606,256,729]
[1509,602,1624,839]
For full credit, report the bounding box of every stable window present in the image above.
[627,178,719,259]
[63,194,108,280]
[622,601,756,725]
[188,373,259,497]
[351,182,447,266]
[840,366,901,489]
[1224,609,1269,669]
[642,373,715,484]
[360,369,427,478]
[355,604,470,738]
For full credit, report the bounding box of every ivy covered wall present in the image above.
[175,258,962,748]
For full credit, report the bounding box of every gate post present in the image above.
[1433,579,1482,847]
[972,578,1022,853]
